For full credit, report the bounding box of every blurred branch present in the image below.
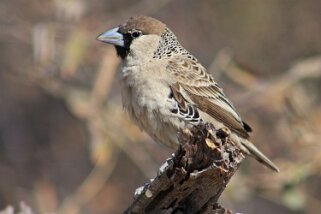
[210,51,321,110]
[56,49,120,214]
[89,47,120,110]
[125,123,243,214]
[234,56,321,109]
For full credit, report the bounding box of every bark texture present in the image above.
[124,123,245,214]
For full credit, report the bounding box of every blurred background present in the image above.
[0,0,321,213]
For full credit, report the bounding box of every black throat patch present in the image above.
[115,29,133,59]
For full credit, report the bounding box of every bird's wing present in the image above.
[167,56,251,138]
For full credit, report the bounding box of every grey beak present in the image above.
[97,27,124,47]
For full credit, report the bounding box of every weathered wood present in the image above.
[124,123,244,214]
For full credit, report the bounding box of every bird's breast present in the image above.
[120,63,171,121]
[118,62,184,148]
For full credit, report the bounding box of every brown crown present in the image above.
[119,15,166,36]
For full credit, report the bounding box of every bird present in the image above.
[97,15,279,172]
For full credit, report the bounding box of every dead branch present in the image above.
[124,123,244,214]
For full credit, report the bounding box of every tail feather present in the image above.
[241,139,280,172]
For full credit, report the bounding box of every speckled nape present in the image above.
[153,28,196,60]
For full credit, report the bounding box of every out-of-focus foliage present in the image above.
[0,0,320,213]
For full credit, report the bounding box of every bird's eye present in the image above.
[131,30,142,38]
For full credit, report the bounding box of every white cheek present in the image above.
[130,35,160,59]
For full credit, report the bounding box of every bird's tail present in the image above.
[241,139,280,172]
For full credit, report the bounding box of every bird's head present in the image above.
[97,16,182,60]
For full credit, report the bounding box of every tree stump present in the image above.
[124,123,244,214]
